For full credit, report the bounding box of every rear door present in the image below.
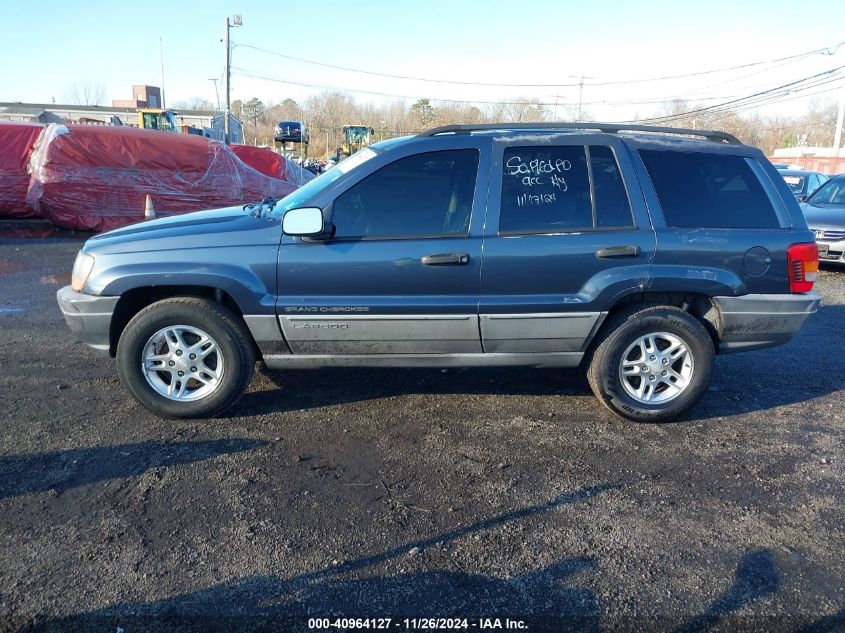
[480,135,655,354]
[633,145,799,295]
[277,139,489,355]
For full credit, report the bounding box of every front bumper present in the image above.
[712,292,821,353]
[56,285,119,353]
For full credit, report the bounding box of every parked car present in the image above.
[273,120,309,145]
[801,173,845,265]
[779,169,829,201]
[57,123,820,422]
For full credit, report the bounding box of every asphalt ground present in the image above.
[0,222,843,632]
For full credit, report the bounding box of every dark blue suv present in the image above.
[57,123,821,421]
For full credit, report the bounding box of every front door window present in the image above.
[331,149,479,239]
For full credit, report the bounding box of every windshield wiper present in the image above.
[242,197,279,218]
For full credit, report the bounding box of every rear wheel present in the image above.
[116,297,255,418]
[587,306,714,421]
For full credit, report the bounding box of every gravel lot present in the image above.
[0,223,843,632]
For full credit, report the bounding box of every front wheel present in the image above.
[587,306,714,422]
[116,297,255,418]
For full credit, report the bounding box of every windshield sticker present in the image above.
[337,148,377,174]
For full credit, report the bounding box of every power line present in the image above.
[233,39,845,89]
[649,55,821,100]
[631,66,845,125]
[589,43,842,86]
[233,65,845,117]
[634,80,843,126]
[234,66,745,108]
[232,68,558,106]
[705,83,845,124]
[701,74,845,117]
[544,61,835,109]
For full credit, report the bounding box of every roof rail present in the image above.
[418,122,742,145]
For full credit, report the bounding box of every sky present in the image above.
[2,0,845,122]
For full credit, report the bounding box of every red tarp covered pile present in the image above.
[27,124,302,231]
[0,122,44,218]
[230,145,289,180]
[230,144,314,186]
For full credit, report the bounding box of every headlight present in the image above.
[71,251,95,292]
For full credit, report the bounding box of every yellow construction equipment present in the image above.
[138,109,206,136]
[138,109,180,132]
[340,125,376,157]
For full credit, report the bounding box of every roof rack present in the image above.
[418,122,742,145]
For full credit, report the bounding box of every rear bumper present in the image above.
[712,292,821,353]
[56,286,119,353]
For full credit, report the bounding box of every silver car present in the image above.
[802,174,845,265]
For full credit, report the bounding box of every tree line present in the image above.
[171,93,842,158]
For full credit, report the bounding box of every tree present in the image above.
[243,97,266,127]
[64,80,106,106]
[411,98,436,129]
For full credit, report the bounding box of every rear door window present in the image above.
[499,145,633,233]
[639,150,781,229]
[591,145,635,227]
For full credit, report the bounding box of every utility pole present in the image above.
[834,85,845,159]
[209,78,220,111]
[224,18,231,144]
[574,74,596,123]
[577,76,584,122]
[223,14,242,144]
[159,37,166,109]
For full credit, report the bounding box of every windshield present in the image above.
[346,126,371,142]
[808,178,845,205]
[782,174,805,193]
[269,148,378,218]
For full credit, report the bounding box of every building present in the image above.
[769,147,845,175]
[0,101,243,144]
[112,85,162,109]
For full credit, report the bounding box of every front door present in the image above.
[277,145,488,355]
[480,136,656,355]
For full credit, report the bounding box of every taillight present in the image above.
[787,242,819,292]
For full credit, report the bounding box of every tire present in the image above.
[116,297,255,419]
[586,305,714,422]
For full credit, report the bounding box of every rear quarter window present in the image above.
[639,150,781,229]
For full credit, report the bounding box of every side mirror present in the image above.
[282,207,325,237]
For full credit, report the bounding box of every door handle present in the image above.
[421,252,470,266]
[596,245,640,258]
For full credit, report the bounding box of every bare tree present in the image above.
[64,81,106,106]
[171,97,215,111]
[488,98,548,123]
